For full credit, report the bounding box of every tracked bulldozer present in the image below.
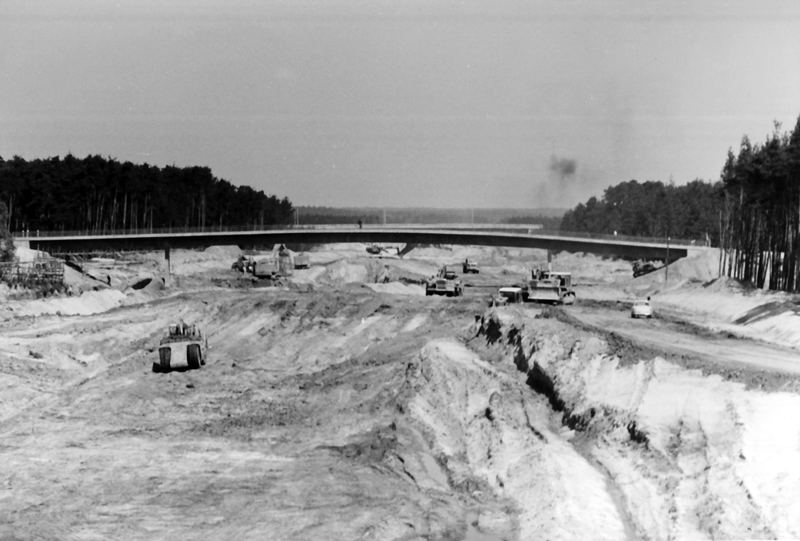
[525,269,576,305]
[153,320,207,373]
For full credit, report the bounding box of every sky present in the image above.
[1,0,799,209]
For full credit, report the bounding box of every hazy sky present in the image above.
[2,0,799,209]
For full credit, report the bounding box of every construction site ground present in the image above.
[1,243,800,540]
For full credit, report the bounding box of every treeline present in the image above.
[295,206,563,225]
[296,207,380,225]
[0,202,13,261]
[0,154,294,232]
[719,120,800,291]
[560,179,721,244]
[559,114,800,292]
[299,214,381,225]
[502,215,563,230]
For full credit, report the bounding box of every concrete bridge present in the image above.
[22,227,688,262]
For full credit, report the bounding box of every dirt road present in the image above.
[567,302,800,389]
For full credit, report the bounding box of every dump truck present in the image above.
[153,321,207,373]
[425,266,463,297]
[252,258,279,278]
[462,259,479,274]
[525,269,576,305]
[294,254,310,269]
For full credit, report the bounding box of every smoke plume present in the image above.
[534,154,580,208]
[548,155,577,180]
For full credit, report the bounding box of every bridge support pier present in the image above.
[165,247,171,287]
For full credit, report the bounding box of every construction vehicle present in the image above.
[525,269,576,305]
[366,244,401,258]
[232,255,280,279]
[252,258,279,279]
[231,256,255,273]
[294,253,310,269]
[153,321,207,373]
[633,261,657,278]
[489,286,523,307]
[462,259,479,274]
[425,266,463,297]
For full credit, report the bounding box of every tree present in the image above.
[718,116,800,291]
[560,179,722,242]
[0,154,294,232]
[0,201,15,262]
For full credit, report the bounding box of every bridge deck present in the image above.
[23,228,689,262]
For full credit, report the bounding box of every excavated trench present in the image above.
[464,310,643,539]
[461,303,800,540]
[3,263,796,540]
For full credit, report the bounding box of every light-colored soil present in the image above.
[1,243,799,540]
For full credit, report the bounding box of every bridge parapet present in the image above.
[24,227,689,263]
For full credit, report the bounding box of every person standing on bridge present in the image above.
[358,219,363,229]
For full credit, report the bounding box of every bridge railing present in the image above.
[535,230,705,247]
[13,224,306,237]
[13,224,703,247]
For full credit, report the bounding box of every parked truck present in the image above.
[426,266,463,297]
[462,259,479,274]
[294,253,310,269]
[525,269,575,304]
[232,256,279,279]
[489,286,523,307]
[252,258,280,278]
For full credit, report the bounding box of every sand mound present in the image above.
[202,245,242,259]
[635,248,720,286]
[3,289,127,318]
[654,274,800,349]
[290,267,327,284]
[365,282,425,296]
[320,260,370,284]
[13,246,49,263]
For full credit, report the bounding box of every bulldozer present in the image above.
[525,269,576,305]
[153,320,207,373]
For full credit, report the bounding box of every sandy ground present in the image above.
[1,242,799,540]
